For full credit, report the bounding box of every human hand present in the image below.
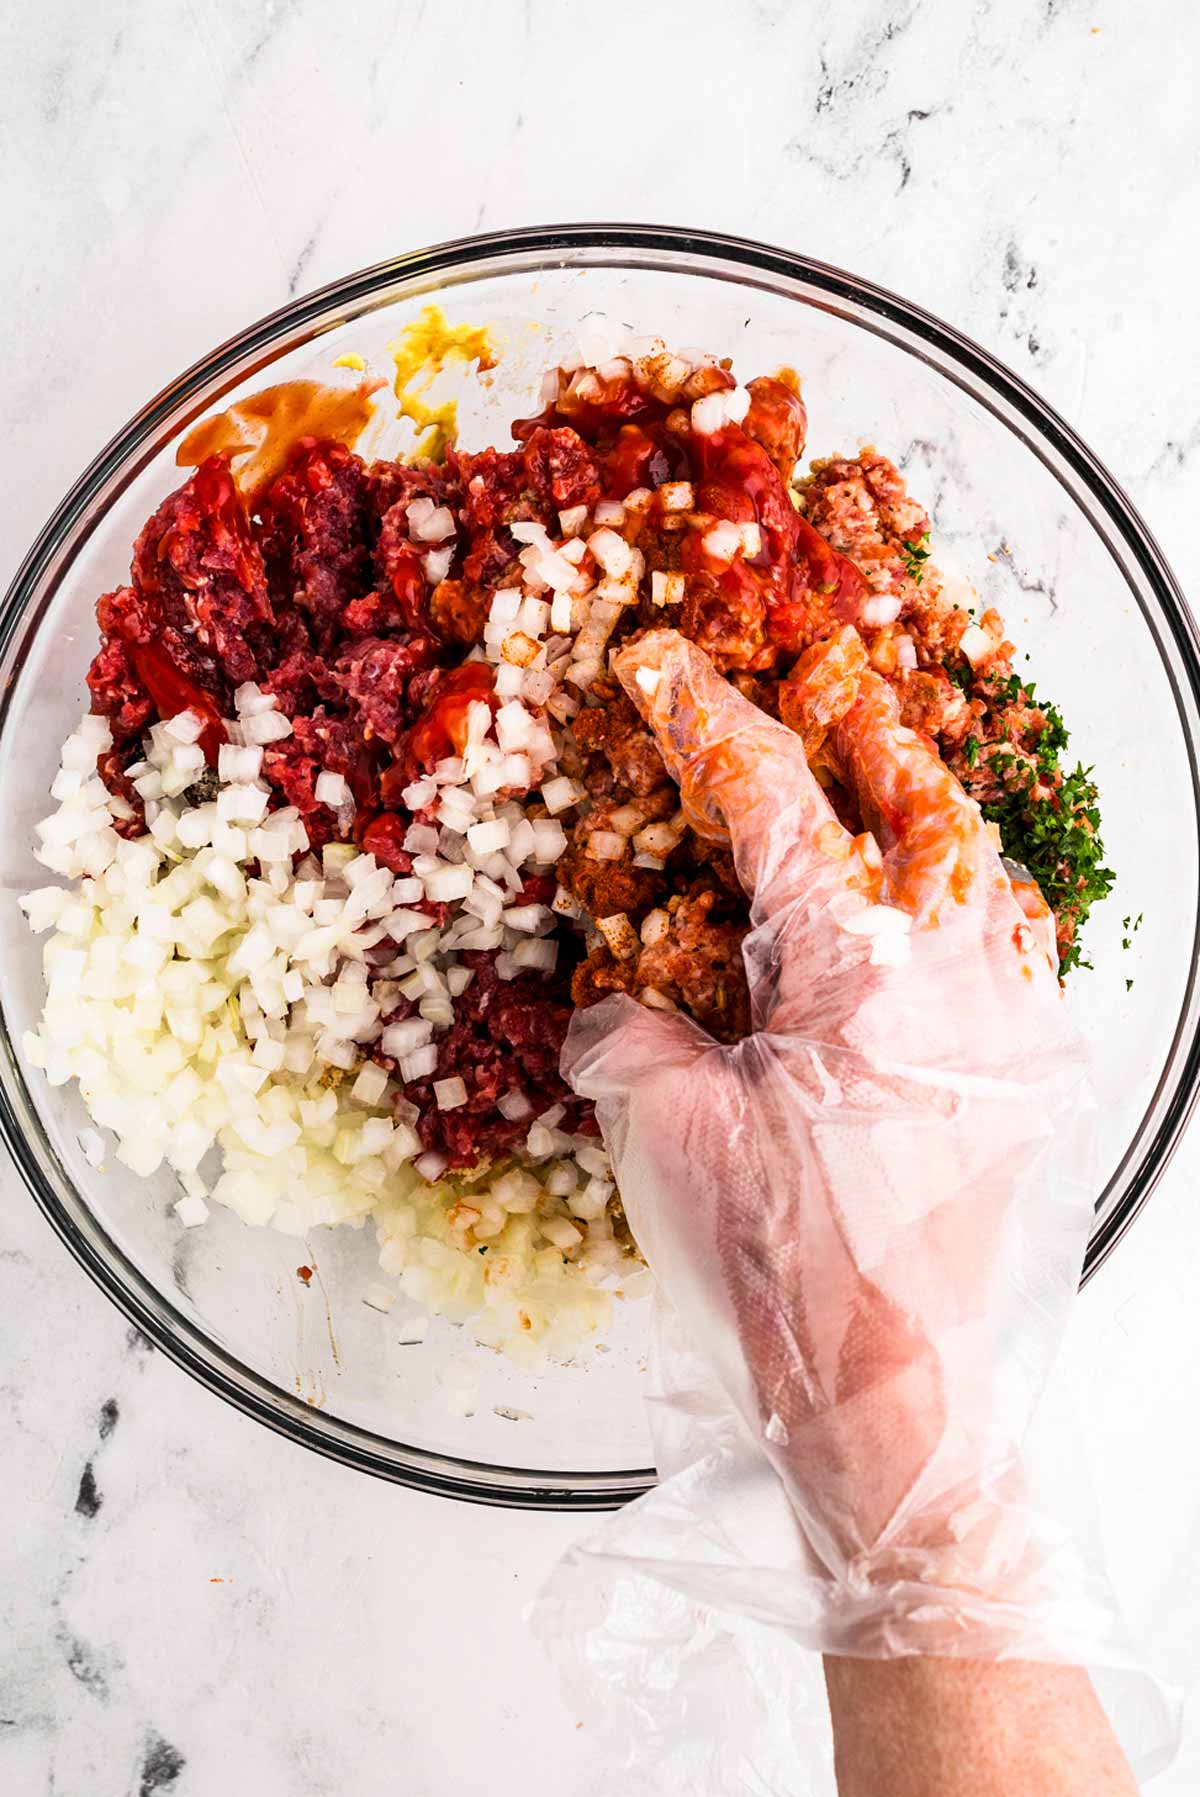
[564,627,1095,1654]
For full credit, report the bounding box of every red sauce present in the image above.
[383,542,429,632]
[690,423,797,587]
[127,643,224,762]
[408,661,497,769]
[353,664,499,868]
[793,512,870,611]
[514,370,660,444]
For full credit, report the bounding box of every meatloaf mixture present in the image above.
[83,336,1111,1166]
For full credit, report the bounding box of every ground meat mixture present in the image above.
[389,951,593,1169]
[84,335,1109,1177]
[87,406,603,1163]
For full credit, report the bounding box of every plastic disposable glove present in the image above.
[561,625,1107,1659]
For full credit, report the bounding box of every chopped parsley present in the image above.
[944,658,973,690]
[1126,978,1135,992]
[981,755,1113,975]
[901,532,931,585]
[962,673,1114,977]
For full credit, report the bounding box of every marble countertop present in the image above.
[4,1,1200,1791]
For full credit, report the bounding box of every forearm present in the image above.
[823,1656,1139,1797]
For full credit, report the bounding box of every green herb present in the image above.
[944,659,973,690]
[982,756,1113,975]
[969,676,1113,976]
[1126,978,1135,992]
[1034,701,1068,766]
[901,532,931,585]
[964,736,980,769]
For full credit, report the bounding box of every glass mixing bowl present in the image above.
[2,224,1198,1509]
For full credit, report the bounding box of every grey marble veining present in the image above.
[3,1,1200,1791]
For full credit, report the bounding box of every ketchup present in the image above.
[127,643,224,763]
[686,421,869,655]
[793,513,870,611]
[407,661,497,769]
[358,663,498,865]
[385,543,430,634]
[513,370,659,444]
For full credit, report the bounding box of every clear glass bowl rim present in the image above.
[3,221,1199,1509]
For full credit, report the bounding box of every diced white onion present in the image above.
[541,776,584,816]
[632,822,681,857]
[240,709,293,746]
[529,819,567,863]
[315,770,351,809]
[641,908,671,947]
[351,1061,390,1106]
[513,938,557,973]
[467,818,510,855]
[585,830,625,861]
[382,1016,433,1056]
[399,1045,439,1082]
[959,623,995,668]
[596,913,639,958]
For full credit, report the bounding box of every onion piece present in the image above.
[585,830,626,861]
[596,913,639,959]
[650,572,685,608]
[605,803,645,837]
[540,776,585,816]
[513,937,557,973]
[640,908,671,947]
[639,987,678,1012]
[632,821,681,857]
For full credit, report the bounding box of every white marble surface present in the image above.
[3,1,1200,1791]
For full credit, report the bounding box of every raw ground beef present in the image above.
[86,418,600,1166]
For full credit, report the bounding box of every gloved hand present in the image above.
[563,625,1100,1658]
